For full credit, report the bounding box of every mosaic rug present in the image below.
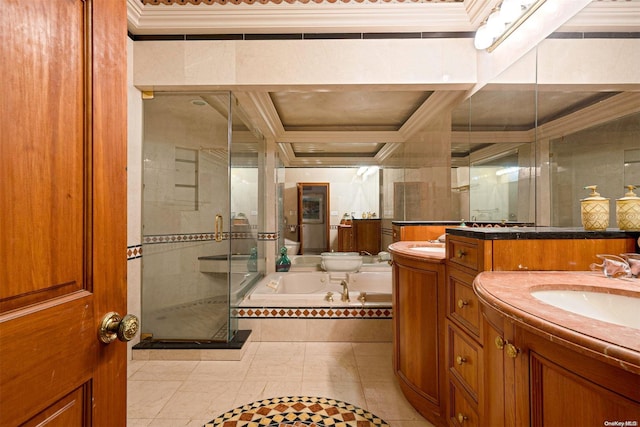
[204,396,390,427]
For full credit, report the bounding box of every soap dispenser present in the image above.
[275,246,291,272]
[580,185,609,231]
[616,185,640,231]
[247,247,258,272]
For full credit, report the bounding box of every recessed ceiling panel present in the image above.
[271,91,432,131]
[452,89,621,131]
[292,142,385,157]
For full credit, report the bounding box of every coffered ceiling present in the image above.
[127,0,640,166]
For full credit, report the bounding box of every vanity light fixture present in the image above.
[474,0,547,52]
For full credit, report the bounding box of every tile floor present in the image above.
[127,341,436,427]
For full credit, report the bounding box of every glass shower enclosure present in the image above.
[140,91,263,343]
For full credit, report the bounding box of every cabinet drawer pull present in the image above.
[457,299,469,309]
[505,343,520,358]
[495,336,505,350]
[456,355,467,365]
[456,249,467,259]
[457,413,468,423]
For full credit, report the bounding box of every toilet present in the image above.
[284,238,300,255]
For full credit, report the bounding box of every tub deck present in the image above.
[233,270,393,342]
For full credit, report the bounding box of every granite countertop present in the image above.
[387,241,446,262]
[448,226,639,241]
[473,271,640,373]
[392,220,533,227]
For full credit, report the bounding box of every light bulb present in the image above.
[474,23,493,50]
[486,8,507,35]
[500,0,523,24]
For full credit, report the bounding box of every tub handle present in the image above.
[358,292,367,303]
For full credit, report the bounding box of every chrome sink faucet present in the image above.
[340,280,350,302]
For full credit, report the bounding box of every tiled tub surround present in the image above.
[235,271,393,342]
[473,271,640,371]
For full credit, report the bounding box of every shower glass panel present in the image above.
[228,94,264,338]
[141,91,241,342]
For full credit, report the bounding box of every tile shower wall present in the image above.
[141,94,232,339]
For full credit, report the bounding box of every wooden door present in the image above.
[297,183,330,254]
[0,1,128,426]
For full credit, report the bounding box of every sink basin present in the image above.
[531,289,640,329]
[320,252,362,272]
[409,246,446,255]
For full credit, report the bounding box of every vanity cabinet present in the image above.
[481,301,640,427]
[445,235,485,427]
[353,219,381,254]
[444,229,636,427]
[337,226,354,252]
[390,246,447,427]
[339,219,381,253]
[392,224,450,242]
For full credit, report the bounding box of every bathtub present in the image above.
[233,270,393,342]
[245,271,391,305]
[288,254,392,273]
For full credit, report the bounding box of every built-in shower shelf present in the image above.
[199,254,251,273]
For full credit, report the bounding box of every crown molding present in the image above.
[559,1,640,32]
[451,130,534,144]
[128,1,475,34]
[400,90,468,139]
[237,92,285,139]
[537,91,640,140]
[277,130,404,144]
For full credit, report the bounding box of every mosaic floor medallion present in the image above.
[204,396,390,427]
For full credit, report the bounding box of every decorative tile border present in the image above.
[142,230,279,244]
[127,244,143,260]
[130,230,278,260]
[232,306,392,319]
[258,231,278,241]
[143,232,220,244]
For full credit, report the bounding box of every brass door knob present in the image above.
[457,413,468,423]
[495,336,505,350]
[505,343,520,358]
[98,312,140,344]
[456,355,467,365]
[457,299,469,309]
[456,249,466,258]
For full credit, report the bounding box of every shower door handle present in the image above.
[215,214,223,242]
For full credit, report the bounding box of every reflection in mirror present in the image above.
[452,84,537,223]
[550,109,640,227]
[624,148,640,187]
[283,168,379,251]
[450,97,470,221]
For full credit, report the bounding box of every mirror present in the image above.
[549,109,640,227]
[283,168,380,252]
[297,182,330,254]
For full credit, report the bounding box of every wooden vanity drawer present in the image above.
[447,237,481,272]
[447,322,481,400]
[448,270,482,339]
[448,379,480,427]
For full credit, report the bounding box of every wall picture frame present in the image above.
[302,193,324,223]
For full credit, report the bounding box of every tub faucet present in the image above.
[340,280,350,302]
